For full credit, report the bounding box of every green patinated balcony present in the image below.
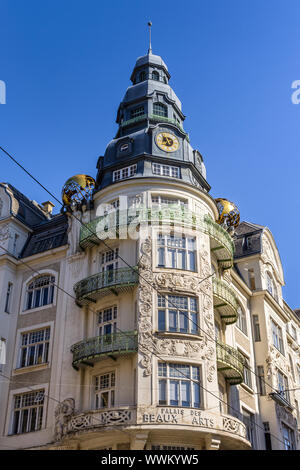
[203,216,235,270]
[71,331,138,370]
[213,277,239,325]
[74,267,139,306]
[216,340,244,385]
[79,211,234,271]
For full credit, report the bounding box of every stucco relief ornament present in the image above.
[54,398,75,441]
[0,224,10,241]
[138,237,155,376]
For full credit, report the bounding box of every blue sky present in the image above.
[0,0,299,308]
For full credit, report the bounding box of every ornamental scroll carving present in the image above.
[68,409,132,432]
[223,417,247,439]
[138,238,216,383]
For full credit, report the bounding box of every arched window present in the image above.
[139,71,146,82]
[237,305,247,335]
[152,71,159,81]
[25,275,55,310]
[153,102,168,117]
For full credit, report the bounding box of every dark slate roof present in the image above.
[3,183,48,228]
[21,213,68,258]
[294,309,300,321]
[233,221,264,259]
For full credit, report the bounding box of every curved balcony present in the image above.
[216,340,244,385]
[203,215,235,270]
[74,267,139,306]
[71,331,138,369]
[213,277,239,325]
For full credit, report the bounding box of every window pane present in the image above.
[181,381,190,407]
[170,380,179,406]
[159,379,167,405]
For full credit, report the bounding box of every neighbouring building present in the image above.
[0,47,299,451]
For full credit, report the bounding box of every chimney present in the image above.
[41,201,55,215]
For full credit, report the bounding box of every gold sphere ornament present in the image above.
[62,174,95,206]
[215,198,240,229]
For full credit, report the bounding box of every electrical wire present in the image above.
[0,145,294,449]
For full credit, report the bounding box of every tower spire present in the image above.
[148,21,152,54]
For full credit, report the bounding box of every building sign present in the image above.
[140,407,247,439]
[142,408,215,429]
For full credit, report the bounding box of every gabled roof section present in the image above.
[233,221,264,259]
[1,182,48,228]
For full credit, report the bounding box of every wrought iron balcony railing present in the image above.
[71,331,138,369]
[79,212,234,271]
[74,267,139,306]
[213,277,239,325]
[216,340,244,385]
[203,215,235,269]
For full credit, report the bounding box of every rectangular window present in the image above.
[157,234,196,271]
[152,163,180,179]
[253,315,261,342]
[157,294,198,334]
[100,248,119,284]
[95,372,115,409]
[98,306,117,338]
[151,195,187,209]
[277,370,290,403]
[242,409,256,449]
[0,338,6,372]
[18,328,50,368]
[130,106,144,118]
[113,164,137,182]
[4,282,13,313]
[271,319,284,355]
[158,362,201,408]
[240,352,252,389]
[257,365,266,395]
[236,307,247,335]
[11,390,45,435]
[282,423,295,450]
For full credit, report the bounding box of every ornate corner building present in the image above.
[0,49,299,451]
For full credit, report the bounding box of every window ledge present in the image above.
[155,331,201,341]
[21,304,55,315]
[240,383,254,395]
[13,363,49,375]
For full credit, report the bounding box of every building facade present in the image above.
[0,50,299,451]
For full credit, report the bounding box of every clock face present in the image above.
[156,132,180,152]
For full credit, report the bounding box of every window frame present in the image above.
[4,282,13,313]
[236,305,247,335]
[152,163,180,178]
[112,164,137,182]
[157,293,199,335]
[157,233,197,272]
[22,273,56,313]
[94,371,116,410]
[17,327,51,369]
[10,388,46,436]
[153,102,168,117]
[158,362,202,409]
[271,318,285,355]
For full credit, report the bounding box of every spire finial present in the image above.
[148,21,152,54]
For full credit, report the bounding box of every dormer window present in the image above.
[153,102,168,118]
[152,71,159,81]
[139,71,146,82]
[131,106,144,119]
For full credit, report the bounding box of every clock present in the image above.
[156,132,180,152]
